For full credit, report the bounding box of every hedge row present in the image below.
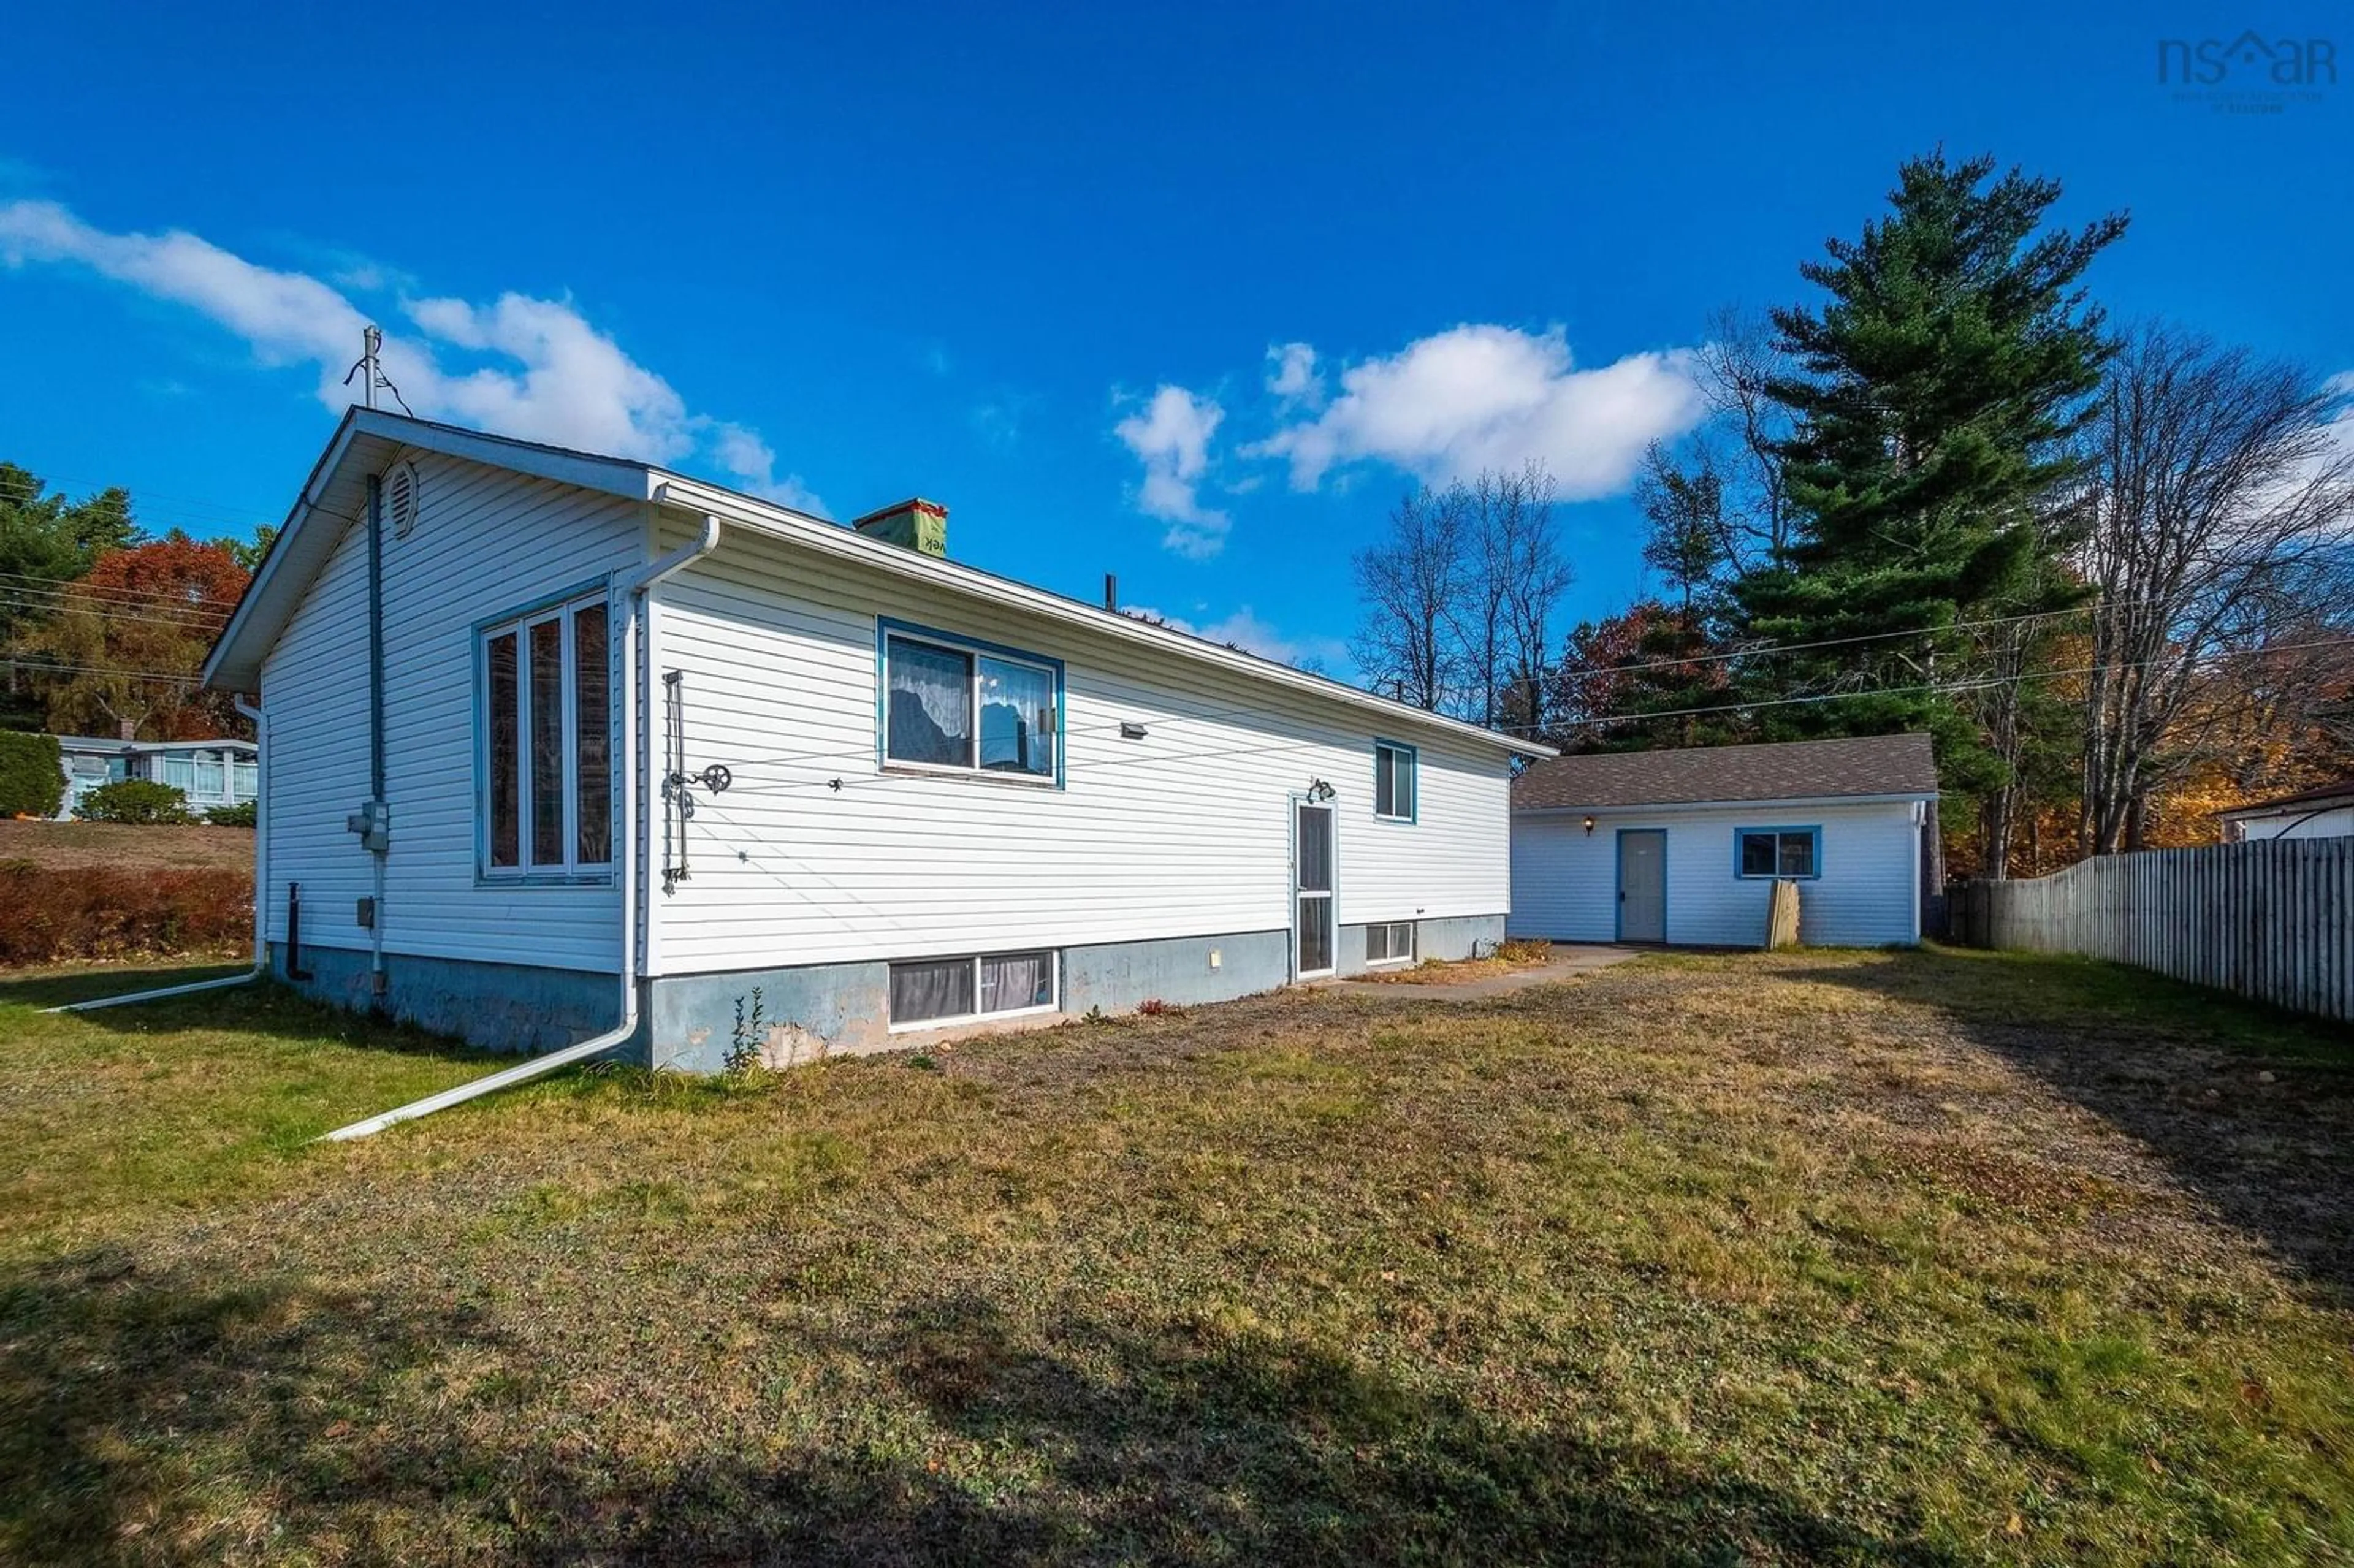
[0,863,253,964]
[0,731,65,819]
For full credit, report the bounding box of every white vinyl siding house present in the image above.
[644,508,1513,983]
[1508,736,1937,950]
[54,736,259,819]
[257,451,641,983]
[205,411,1539,1063]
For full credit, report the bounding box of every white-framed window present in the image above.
[480,592,612,877]
[888,950,1059,1029]
[1735,826,1820,880]
[1373,739,1417,822]
[1365,921,1415,965]
[195,755,226,797]
[160,755,196,791]
[231,759,258,801]
[880,622,1060,783]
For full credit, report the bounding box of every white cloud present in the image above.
[1124,603,1347,672]
[0,197,821,512]
[1113,384,1230,559]
[1265,340,1323,407]
[1249,324,1706,497]
[707,421,826,514]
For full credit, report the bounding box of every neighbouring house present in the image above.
[200,409,1547,1065]
[2218,778,2354,842]
[53,735,259,820]
[1507,734,1938,948]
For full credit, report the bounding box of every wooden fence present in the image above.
[1946,837,2354,1024]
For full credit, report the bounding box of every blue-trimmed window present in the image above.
[1373,739,1417,821]
[479,592,612,877]
[879,620,1061,784]
[1735,826,1820,880]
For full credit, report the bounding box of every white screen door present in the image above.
[1295,800,1336,976]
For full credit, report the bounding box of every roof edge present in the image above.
[646,475,1550,758]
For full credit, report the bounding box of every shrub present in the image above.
[0,863,252,964]
[0,731,64,819]
[204,800,258,828]
[75,779,194,826]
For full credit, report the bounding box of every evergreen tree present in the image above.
[1735,151,2125,842]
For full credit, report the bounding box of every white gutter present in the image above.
[319,514,723,1141]
[44,696,271,1014]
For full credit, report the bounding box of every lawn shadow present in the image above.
[1780,948,2354,1304]
[0,965,503,1066]
[0,1255,1964,1566]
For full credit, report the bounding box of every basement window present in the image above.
[880,620,1062,783]
[1365,921,1415,965]
[480,590,613,878]
[889,950,1059,1029]
[1736,826,1820,880]
[1373,739,1417,821]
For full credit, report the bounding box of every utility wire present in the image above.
[0,587,235,623]
[1536,635,2354,732]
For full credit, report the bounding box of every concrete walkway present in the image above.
[1322,943,1645,1000]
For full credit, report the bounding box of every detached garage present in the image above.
[1509,734,1939,948]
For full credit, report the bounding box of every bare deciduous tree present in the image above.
[1689,306,1797,573]
[1349,483,1469,711]
[1351,462,1569,730]
[2079,326,2354,852]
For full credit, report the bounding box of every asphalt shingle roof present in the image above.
[1511,733,1938,812]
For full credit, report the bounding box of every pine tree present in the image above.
[1735,151,2125,847]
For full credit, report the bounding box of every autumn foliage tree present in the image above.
[15,535,249,740]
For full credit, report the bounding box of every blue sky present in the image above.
[1,2,2346,673]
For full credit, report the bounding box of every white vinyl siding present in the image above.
[260,453,641,967]
[1510,799,1923,948]
[644,519,1511,976]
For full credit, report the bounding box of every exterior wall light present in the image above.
[1307,778,1336,803]
[1582,815,1596,835]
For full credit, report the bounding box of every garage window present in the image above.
[1735,826,1820,880]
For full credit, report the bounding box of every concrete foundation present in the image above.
[272,914,1508,1070]
[269,941,623,1056]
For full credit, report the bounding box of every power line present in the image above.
[1548,595,2188,684]
[1,657,206,686]
[0,587,237,632]
[1538,635,2354,733]
[0,595,232,639]
[0,571,242,613]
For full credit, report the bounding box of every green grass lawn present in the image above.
[1,948,2349,1565]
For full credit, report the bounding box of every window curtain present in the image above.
[890,957,974,1022]
[887,638,972,766]
[980,951,1052,1012]
[979,657,1054,776]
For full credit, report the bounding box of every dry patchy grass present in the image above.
[1,947,2350,1564]
[1349,937,1558,985]
[0,820,257,872]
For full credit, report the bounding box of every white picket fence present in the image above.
[1948,837,2354,1024]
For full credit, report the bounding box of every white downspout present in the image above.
[319,514,722,1141]
[44,698,270,1013]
